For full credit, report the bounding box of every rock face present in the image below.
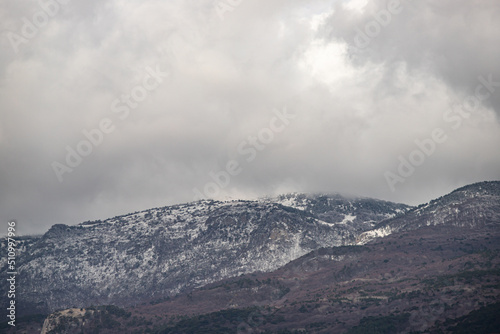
[39,306,129,334]
[40,308,88,334]
[0,195,410,315]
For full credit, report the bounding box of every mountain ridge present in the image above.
[356,181,500,244]
[1,194,410,316]
[1,181,499,321]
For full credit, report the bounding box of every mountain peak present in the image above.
[357,181,500,244]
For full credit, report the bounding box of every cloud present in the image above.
[1,0,499,235]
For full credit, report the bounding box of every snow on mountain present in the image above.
[356,181,500,244]
[2,196,409,315]
[266,193,410,227]
[4,182,498,316]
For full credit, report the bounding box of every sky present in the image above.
[1,0,500,236]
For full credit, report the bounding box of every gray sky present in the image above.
[1,0,499,236]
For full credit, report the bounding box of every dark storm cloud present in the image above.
[0,0,499,235]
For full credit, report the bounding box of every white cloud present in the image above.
[0,0,499,235]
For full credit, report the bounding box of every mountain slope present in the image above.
[267,193,410,229]
[29,224,500,334]
[2,196,409,315]
[2,181,500,333]
[357,181,500,244]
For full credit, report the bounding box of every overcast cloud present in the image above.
[1,0,499,235]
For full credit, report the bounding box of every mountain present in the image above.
[25,224,500,334]
[0,195,410,316]
[2,181,499,333]
[268,193,409,229]
[357,181,500,244]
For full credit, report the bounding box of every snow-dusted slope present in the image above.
[5,182,497,316]
[267,193,409,227]
[357,181,500,244]
[2,197,408,315]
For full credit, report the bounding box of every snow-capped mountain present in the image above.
[267,193,409,228]
[357,181,500,244]
[1,195,410,315]
[3,181,499,317]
